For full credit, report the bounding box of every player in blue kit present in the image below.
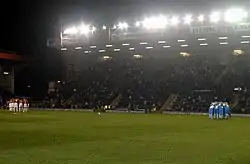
[209,104,214,119]
[224,103,231,118]
[219,103,224,119]
[213,104,219,119]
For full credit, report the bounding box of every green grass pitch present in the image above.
[1,111,250,164]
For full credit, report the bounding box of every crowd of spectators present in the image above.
[31,53,250,113]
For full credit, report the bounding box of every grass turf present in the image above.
[0,111,250,164]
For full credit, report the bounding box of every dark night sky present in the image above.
[1,0,249,55]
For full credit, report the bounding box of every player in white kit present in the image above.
[8,99,13,112]
[19,99,23,112]
[14,99,19,113]
[23,99,29,112]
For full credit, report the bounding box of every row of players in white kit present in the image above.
[8,99,29,112]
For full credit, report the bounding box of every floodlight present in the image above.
[79,24,91,34]
[118,22,129,29]
[210,12,221,23]
[135,21,141,27]
[184,15,193,24]
[75,47,82,50]
[219,37,228,40]
[158,41,166,44]
[61,48,67,51]
[242,36,250,38]
[140,42,148,45]
[220,42,228,45]
[145,46,153,49]
[241,41,250,44]
[122,43,130,46]
[63,27,78,35]
[233,49,244,56]
[90,45,97,49]
[113,25,117,29]
[198,15,205,22]
[129,48,135,51]
[106,44,113,48]
[114,49,121,52]
[200,43,208,46]
[103,56,111,60]
[170,16,179,26]
[180,52,191,57]
[178,39,186,42]
[91,26,96,33]
[224,8,247,23]
[163,45,171,48]
[134,55,143,58]
[99,50,106,53]
[103,25,107,30]
[181,44,188,47]
[85,51,90,54]
[142,16,168,29]
[198,38,206,41]
[3,72,9,75]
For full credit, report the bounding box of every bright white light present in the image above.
[146,46,153,49]
[241,41,250,44]
[57,81,61,83]
[61,48,67,51]
[158,41,166,44]
[113,25,117,29]
[220,42,228,45]
[198,38,206,41]
[3,72,9,75]
[219,37,228,40]
[122,43,130,46]
[85,51,90,54]
[181,44,188,47]
[134,55,143,58]
[75,47,82,50]
[233,49,244,56]
[91,26,96,33]
[140,42,148,45]
[103,25,107,30]
[178,39,186,42]
[198,15,205,22]
[90,45,97,49]
[200,43,208,46]
[118,22,129,29]
[135,21,141,27]
[114,49,120,52]
[242,36,250,38]
[103,56,111,60]
[79,24,91,34]
[184,15,193,24]
[210,12,221,23]
[142,16,168,29]
[129,48,135,51]
[99,50,106,53]
[170,16,179,26]
[163,45,171,48]
[224,8,247,23]
[180,52,191,57]
[64,27,78,34]
[106,44,113,48]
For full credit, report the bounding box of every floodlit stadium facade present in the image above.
[57,7,250,53]
[46,7,250,81]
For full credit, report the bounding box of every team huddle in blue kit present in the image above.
[208,102,231,119]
